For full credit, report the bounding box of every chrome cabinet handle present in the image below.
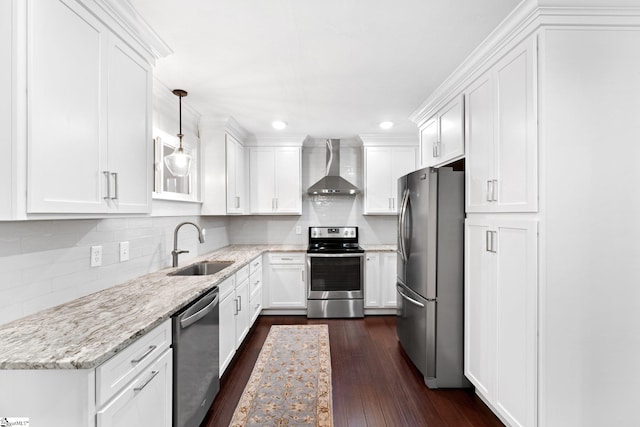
[492,180,498,202]
[236,196,240,208]
[234,298,239,315]
[238,295,242,311]
[103,171,111,200]
[131,345,156,364]
[486,230,497,253]
[111,172,118,200]
[486,180,492,202]
[134,370,159,392]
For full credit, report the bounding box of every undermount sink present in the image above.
[169,260,234,276]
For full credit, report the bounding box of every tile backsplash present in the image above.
[0,216,229,325]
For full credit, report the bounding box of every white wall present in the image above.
[0,216,229,325]
[228,139,398,245]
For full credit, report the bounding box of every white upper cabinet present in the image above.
[200,118,250,216]
[363,143,417,215]
[26,0,153,215]
[465,36,537,213]
[226,134,246,214]
[27,0,106,213]
[249,146,302,214]
[419,94,465,168]
[106,37,152,213]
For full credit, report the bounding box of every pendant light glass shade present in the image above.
[164,89,192,177]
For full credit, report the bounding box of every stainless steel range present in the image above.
[306,226,365,318]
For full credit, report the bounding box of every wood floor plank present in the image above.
[202,316,504,427]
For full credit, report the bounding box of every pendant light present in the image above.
[164,89,192,177]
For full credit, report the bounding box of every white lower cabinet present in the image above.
[219,275,237,375]
[265,253,306,309]
[219,256,263,375]
[465,216,537,427]
[0,319,172,427]
[235,271,251,348]
[96,348,172,427]
[365,252,398,310]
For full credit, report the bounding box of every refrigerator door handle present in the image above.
[398,189,410,262]
[397,285,425,308]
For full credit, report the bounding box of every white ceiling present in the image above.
[130,0,521,139]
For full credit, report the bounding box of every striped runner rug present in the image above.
[229,324,333,426]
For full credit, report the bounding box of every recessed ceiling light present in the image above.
[272,120,287,130]
[379,121,394,130]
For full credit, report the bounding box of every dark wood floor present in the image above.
[203,315,504,427]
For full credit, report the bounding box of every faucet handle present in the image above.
[172,249,189,255]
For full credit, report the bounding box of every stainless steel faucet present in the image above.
[172,222,206,267]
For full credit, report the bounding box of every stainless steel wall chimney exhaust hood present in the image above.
[307,139,360,195]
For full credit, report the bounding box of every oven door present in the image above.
[307,253,364,299]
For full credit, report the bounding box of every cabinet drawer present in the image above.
[236,264,250,285]
[96,319,171,406]
[250,287,263,324]
[269,253,305,264]
[249,268,262,297]
[218,275,236,300]
[97,348,172,427]
[249,256,262,274]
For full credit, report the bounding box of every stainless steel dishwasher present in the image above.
[172,286,219,427]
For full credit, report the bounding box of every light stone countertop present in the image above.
[0,244,305,370]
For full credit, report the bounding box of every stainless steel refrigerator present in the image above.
[396,166,469,388]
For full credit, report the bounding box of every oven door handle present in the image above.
[306,253,365,258]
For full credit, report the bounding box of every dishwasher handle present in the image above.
[180,291,219,329]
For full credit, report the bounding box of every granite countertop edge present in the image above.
[0,244,306,370]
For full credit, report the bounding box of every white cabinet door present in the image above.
[235,277,251,348]
[250,147,301,214]
[493,39,537,213]
[364,253,380,307]
[494,219,537,427]
[364,147,392,214]
[465,73,495,212]
[465,216,537,427]
[97,348,172,427]
[219,289,236,375]
[381,253,398,308]
[268,264,306,308]
[419,117,439,168]
[226,134,246,214]
[106,36,151,213]
[364,146,416,215]
[466,36,537,213]
[420,95,465,168]
[28,0,107,213]
[274,147,301,213]
[249,147,276,213]
[0,0,13,219]
[464,218,494,399]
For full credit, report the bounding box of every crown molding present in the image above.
[91,0,172,62]
[409,0,640,125]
